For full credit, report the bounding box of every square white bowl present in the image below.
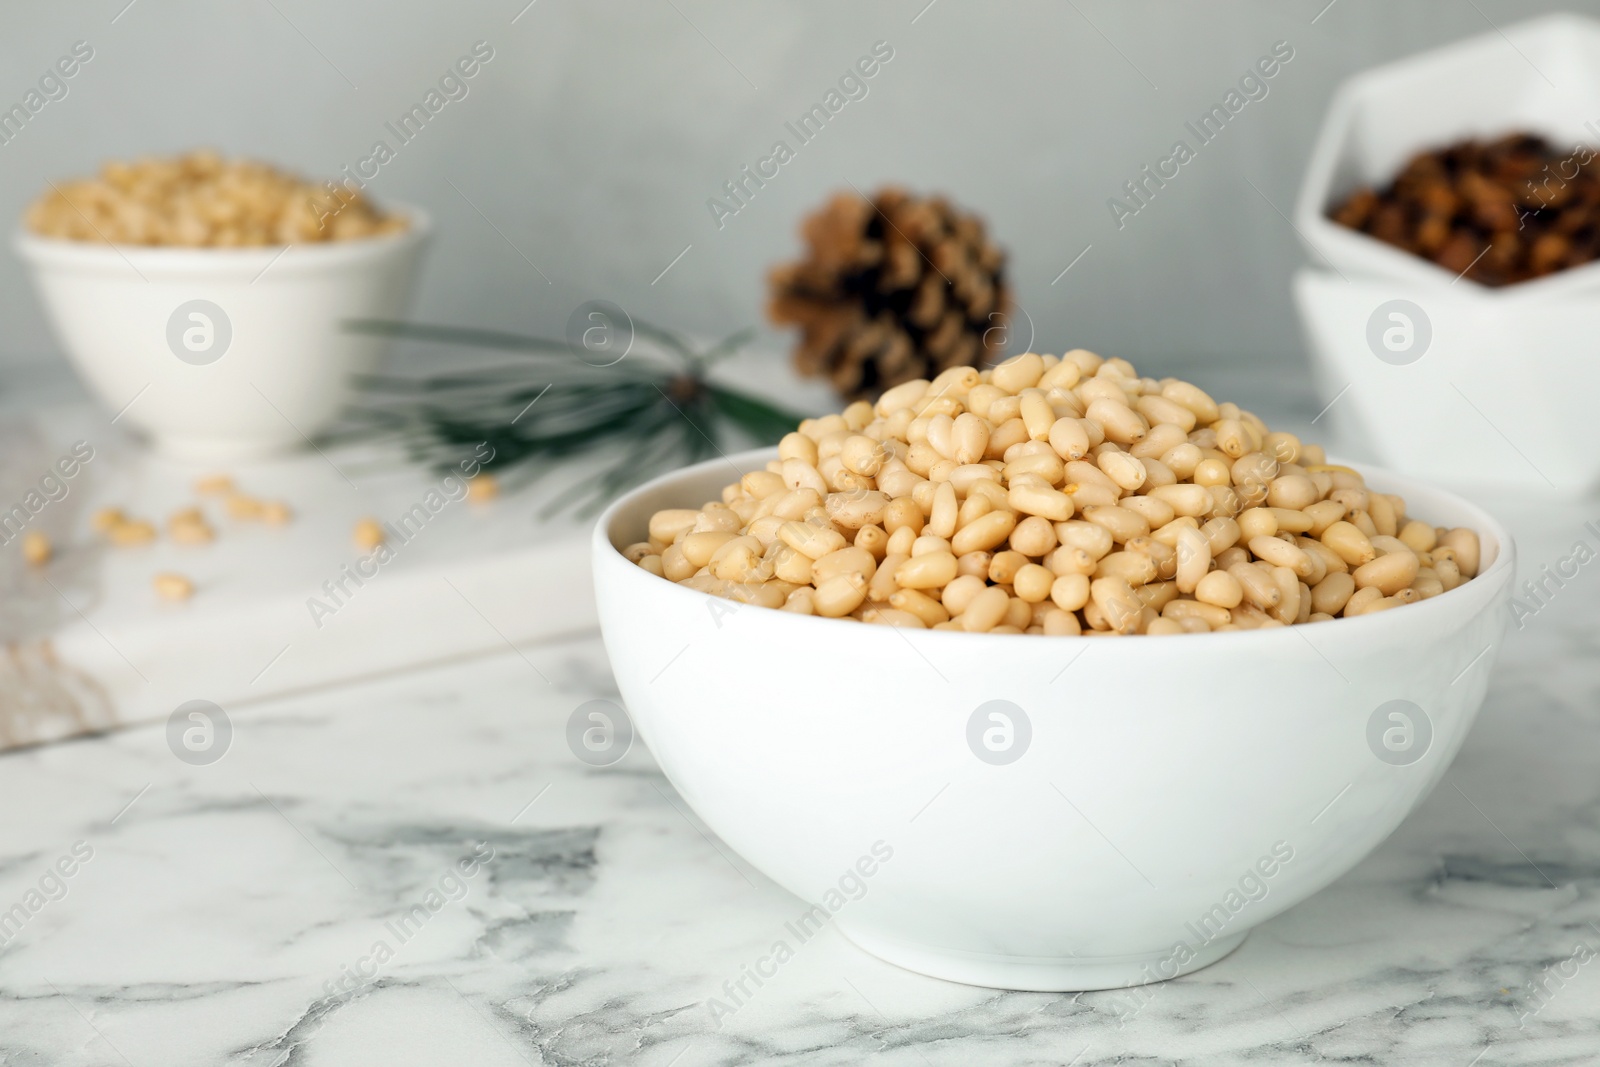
[1292,13,1600,494]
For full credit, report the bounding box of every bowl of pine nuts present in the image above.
[593,350,1515,991]
[15,152,429,460]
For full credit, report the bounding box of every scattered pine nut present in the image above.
[153,572,194,601]
[169,517,215,545]
[21,530,51,566]
[354,518,386,551]
[466,474,499,503]
[261,501,293,525]
[92,507,125,533]
[107,519,157,546]
[195,474,234,495]
[225,494,264,520]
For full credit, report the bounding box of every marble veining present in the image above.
[0,487,1597,1065]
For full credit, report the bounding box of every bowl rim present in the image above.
[11,201,432,270]
[593,446,1516,652]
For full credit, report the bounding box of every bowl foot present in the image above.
[835,924,1248,992]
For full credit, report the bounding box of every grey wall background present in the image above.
[0,0,1591,393]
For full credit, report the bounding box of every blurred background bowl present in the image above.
[1292,13,1600,495]
[594,447,1515,992]
[13,206,430,461]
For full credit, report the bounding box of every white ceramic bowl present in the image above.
[594,448,1515,992]
[15,208,431,461]
[1291,13,1600,495]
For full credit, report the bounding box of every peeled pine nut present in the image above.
[896,551,958,590]
[21,530,50,566]
[1195,569,1243,609]
[1439,528,1480,578]
[951,511,1017,555]
[813,572,868,617]
[961,586,1011,632]
[1352,550,1419,596]
[1270,566,1302,625]
[154,572,194,601]
[1247,535,1314,579]
[1174,527,1211,594]
[1320,521,1376,567]
[890,588,949,626]
[1090,576,1142,634]
[1228,561,1280,610]
[1009,482,1074,522]
[1098,451,1146,492]
[779,522,846,560]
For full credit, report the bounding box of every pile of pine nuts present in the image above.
[625,350,1483,635]
[26,151,405,246]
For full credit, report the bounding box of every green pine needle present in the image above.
[342,318,808,516]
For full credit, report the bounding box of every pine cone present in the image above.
[768,187,1010,401]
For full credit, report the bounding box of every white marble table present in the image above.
[3,477,1599,1067]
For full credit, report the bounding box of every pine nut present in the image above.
[951,511,1017,555]
[1195,569,1243,608]
[960,586,1011,631]
[876,379,929,417]
[1368,492,1398,537]
[1398,519,1437,554]
[1135,394,1198,432]
[1098,450,1147,492]
[1302,499,1346,537]
[1269,566,1301,625]
[1049,417,1090,460]
[21,530,51,566]
[1010,515,1057,557]
[1085,398,1147,444]
[1174,526,1211,593]
[1342,585,1384,616]
[153,571,195,602]
[812,546,877,585]
[1353,550,1419,596]
[1090,576,1142,634]
[826,490,890,530]
[1439,528,1480,578]
[1228,561,1281,609]
[1238,508,1278,541]
[778,522,846,560]
[778,431,818,465]
[890,588,949,626]
[842,435,886,476]
[1161,380,1219,422]
[1247,535,1314,578]
[814,572,869,617]
[895,551,958,590]
[1321,521,1377,567]
[1009,481,1074,522]
[1148,483,1212,518]
[1162,598,1231,628]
